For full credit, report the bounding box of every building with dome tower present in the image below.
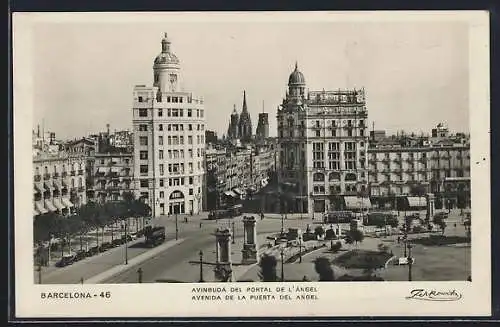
[276,62,369,216]
[132,33,205,217]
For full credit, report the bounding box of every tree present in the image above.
[314,257,335,281]
[258,254,278,282]
[433,214,447,235]
[349,229,364,245]
[314,226,325,238]
[33,212,63,243]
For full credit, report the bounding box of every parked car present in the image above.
[121,235,133,242]
[55,254,76,267]
[99,242,113,252]
[87,246,99,256]
[74,250,87,262]
[111,239,123,247]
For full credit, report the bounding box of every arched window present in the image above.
[53,165,57,173]
[79,177,83,187]
[169,190,184,200]
[313,172,325,182]
[329,172,340,181]
[44,166,48,174]
[345,173,357,181]
[71,179,75,188]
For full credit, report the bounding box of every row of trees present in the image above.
[33,192,151,244]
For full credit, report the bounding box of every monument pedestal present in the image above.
[241,243,258,264]
[213,228,233,282]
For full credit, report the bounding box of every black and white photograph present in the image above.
[13,11,490,318]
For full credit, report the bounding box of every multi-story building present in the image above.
[256,112,270,140]
[277,63,369,215]
[132,33,205,216]
[367,127,470,209]
[33,151,87,217]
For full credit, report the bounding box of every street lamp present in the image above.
[175,212,179,240]
[280,247,285,282]
[199,250,204,282]
[232,221,235,244]
[298,235,302,263]
[407,243,413,281]
[37,262,42,284]
[330,223,334,250]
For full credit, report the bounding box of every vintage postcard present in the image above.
[13,11,490,318]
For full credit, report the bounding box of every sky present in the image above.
[29,14,470,139]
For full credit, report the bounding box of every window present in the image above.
[139,124,148,131]
[159,164,164,176]
[180,136,184,145]
[138,96,143,102]
[159,124,163,131]
[158,109,163,117]
[188,136,193,144]
[168,136,172,145]
[139,109,148,117]
[140,165,148,174]
[168,124,171,131]
[159,191,164,198]
[179,109,183,117]
[188,124,193,131]
[159,136,164,145]
[315,130,320,137]
[189,177,193,184]
[140,151,148,160]
[159,179,164,187]
[188,149,193,158]
[159,150,164,159]
[189,189,194,195]
[188,109,192,117]
[140,180,148,187]
[139,136,148,146]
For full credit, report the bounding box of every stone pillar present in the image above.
[426,193,435,221]
[242,216,258,264]
[214,228,233,281]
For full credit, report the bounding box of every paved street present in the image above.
[37,209,471,284]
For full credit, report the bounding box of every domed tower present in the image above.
[288,61,306,98]
[238,90,253,142]
[153,33,181,93]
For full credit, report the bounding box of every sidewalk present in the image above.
[86,238,185,284]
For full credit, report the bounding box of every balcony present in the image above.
[78,186,85,192]
[34,175,41,182]
[70,171,76,176]
[382,158,390,163]
[43,173,51,180]
[53,172,60,178]
[62,172,68,178]
[78,169,84,175]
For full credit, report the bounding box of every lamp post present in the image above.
[37,262,42,284]
[199,250,204,282]
[299,235,302,263]
[407,243,413,281]
[280,247,285,282]
[330,223,334,249]
[123,221,129,265]
[232,221,235,244]
[281,213,285,235]
[175,212,179,240]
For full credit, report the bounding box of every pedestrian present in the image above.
[184,217,188,223]
[397,236,400,243]
[199,222,202,229]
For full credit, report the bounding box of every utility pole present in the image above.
[232,221,235,244]
[299,235,302,263]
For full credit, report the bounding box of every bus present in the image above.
[208,204,243,220]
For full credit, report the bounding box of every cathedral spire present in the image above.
[242,90,248,113]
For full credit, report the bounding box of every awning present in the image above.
[61,197,74,208]
[233,188,244,196]
[407,196,427,208]
[44,199,57,212]
[34,183,44,194]
[343,196,372,210]
[53,180,62,190]
[53,198,65,210]
[35,201,48,214]
[224,190,237,198]
[43,181,53,191]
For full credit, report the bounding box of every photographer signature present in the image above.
[406,289,462,301]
